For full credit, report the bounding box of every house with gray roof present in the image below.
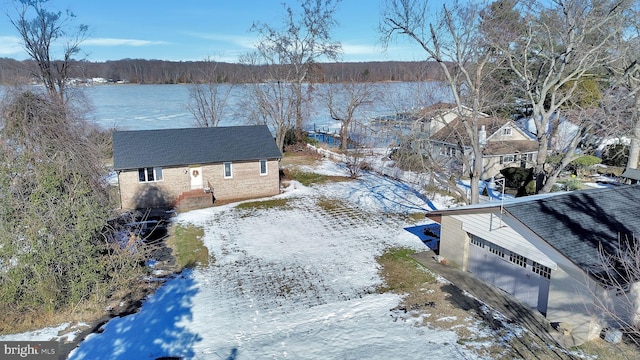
[429,116,539,179]
[113,125,282,209]
[427,185,640,345]
[407,104,539,180]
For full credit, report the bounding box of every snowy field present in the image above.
[5,160,493,359]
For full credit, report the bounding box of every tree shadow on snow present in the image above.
[69,269,201,360]
[347,173,438,213]
[404,223,440,250]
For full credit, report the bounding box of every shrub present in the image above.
[569,155,602,175]
[500,167,533,188]
[563,178,583,191]
[602,144,629,167]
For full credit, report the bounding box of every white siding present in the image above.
[451,212,556,269]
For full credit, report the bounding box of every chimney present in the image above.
[479,125,487,146]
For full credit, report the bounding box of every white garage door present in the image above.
[468,235,550,315]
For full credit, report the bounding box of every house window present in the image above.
[440,146,456,157]
[500,154,516,164]
[224,162,232,178]
[509,252,527,268]
[260,159,268,175]
[532,261,551,280]
[138,167,163,182]
[470,236,484,248]
[502,127,512,136]
[487,243,505,258]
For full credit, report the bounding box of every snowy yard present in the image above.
[5,159,509,359]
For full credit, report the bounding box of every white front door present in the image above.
[190,167,203,189]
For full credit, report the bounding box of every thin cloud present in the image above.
[342,43,382,55]
[84,38,169,47]
[0,36,23,55]
[185,32,256,49]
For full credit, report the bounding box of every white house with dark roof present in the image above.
[113,125,282,210]
[427,185,640,345]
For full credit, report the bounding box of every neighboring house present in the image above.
[113,125,282,210]
[410,102,490,137]
[427,185,640,345]
[428,116,538,179]
[373,103,489,136]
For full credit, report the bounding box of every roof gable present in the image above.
[431,117,509,144]
[485,120,535,142]
[113,125,282,170]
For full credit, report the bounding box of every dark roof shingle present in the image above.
[504,185,640,278]
[113,125,282,170]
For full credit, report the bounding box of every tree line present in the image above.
[0,57,445,85]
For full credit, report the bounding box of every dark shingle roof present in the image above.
[504,185,640,278]
[113,125,282,170]
[621,167,640,181]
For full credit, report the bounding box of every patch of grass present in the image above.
[376,247,436,293]
[282,169,351,186]
[316,197,347,212]
[280,152,320,167]
[166,224,210,269]
[285,169,328,186]
[236,198,291,210]
[377,248,495,347]
[406,212,427,222]
[576,338,640,360]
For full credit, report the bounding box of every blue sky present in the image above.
[0,0,433,63]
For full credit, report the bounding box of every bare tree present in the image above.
[380,0,498,204]
[343,121,377,179]
[605,4,640,171]
[325,81,379,151]
[238,53,297,150]
[251,0,342,140]
[9,0,88,102]
[392,128,471,202]
[490,0,630,193]
[188,58,234,127]
[593,236,640,349]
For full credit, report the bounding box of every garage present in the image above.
[468,235,550,315]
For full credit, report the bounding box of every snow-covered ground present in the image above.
[4,159,493,359]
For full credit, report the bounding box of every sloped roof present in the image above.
[430,117,537,155]
[504,185,640,279]
[416,102,490,120]
[621,167,640,181]
[430,185,640,282]
[504,185,640,274]
[113,125,282,170]
[430,116,503,143]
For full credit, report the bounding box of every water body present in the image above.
[2,82,451,132]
